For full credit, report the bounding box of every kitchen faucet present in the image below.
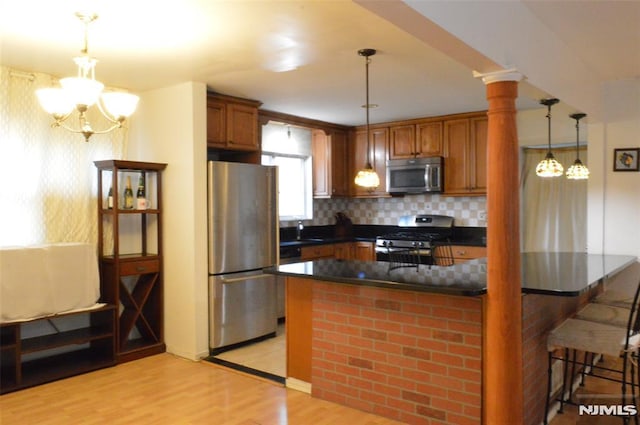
[296,221,304,240]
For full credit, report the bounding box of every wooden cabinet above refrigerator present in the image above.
[206,92,262,152]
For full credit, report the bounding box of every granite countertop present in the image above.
[279,224,488,249]
[268,252,637,297]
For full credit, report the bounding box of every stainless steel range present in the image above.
[375,214,454,265]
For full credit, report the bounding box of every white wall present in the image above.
[127,82,209,360]
[588,80,640,257]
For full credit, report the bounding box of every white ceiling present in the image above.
[1,0,638,126]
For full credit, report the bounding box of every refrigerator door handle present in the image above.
[219,273,273,284]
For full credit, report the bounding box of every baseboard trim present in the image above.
[286,377,311,394]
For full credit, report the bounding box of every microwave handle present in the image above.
[425,163,440,189]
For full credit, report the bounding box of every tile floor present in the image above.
[212,323,286,378]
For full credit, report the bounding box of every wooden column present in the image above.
[477,70,523,425]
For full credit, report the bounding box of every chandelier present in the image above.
[36,12,139,142]
[535,98,564,177]
[566,113,589,179]
[354,48,380,189]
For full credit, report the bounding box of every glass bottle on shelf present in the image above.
[107,187,113,209]
[136,173,147,210]
[123,176,134,209]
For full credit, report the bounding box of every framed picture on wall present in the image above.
[613,148,640,171]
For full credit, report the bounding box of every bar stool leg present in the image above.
[544,351,553,425]
[559,348,571,413]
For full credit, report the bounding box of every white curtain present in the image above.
[521,147,587,252]
[0,66,128,247]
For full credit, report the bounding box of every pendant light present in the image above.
[536,98,564,177]
[566,113,589,180]
[354,48,380,189]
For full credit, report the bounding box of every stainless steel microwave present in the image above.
[386,157,443,194]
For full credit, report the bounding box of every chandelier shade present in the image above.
[566,112,589,180]
[536,98,563,177]
[354,48,380,189]
[36,12,138,142]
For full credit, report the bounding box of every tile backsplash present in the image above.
[282,194,487,228]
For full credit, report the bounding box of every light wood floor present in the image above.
[0,353,402,425]
[1,352,634,424]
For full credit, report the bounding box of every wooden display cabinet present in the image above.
[94,160,167,363]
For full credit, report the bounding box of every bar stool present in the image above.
[543,278,640,425]
[594,262,640,309]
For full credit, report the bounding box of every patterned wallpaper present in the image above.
[282,194,487,228]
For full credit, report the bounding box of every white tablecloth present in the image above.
[0,243,100,323]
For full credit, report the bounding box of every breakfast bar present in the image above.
[270,253,637,425]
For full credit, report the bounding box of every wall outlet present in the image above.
[478,210,487,220]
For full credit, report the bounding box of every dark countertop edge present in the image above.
[279,236,484,248]
[265,265,487,297]
[279,237,376,248]
[522,288,585,297]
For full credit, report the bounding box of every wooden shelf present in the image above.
[0,305,116,394]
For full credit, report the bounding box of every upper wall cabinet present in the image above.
[389,120,443,159]
[443,114,488,196]
[207,93,262,151]
[350,127,389,198]
[312,129,349,198]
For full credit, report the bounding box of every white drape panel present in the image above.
[521,147,587,252]
[0,66,127,247]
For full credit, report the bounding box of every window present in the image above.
[261,123,313,221]
[262,153,312,220]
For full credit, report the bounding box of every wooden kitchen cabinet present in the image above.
[207,93,262,151]
[94,160,167,364]
[333,242,354,260]
[333,241,375,261]
[389,121,443,159]
[352,241,376,261]
[443,115,488,195]
[451,245,487,264]
[351,127,389,197]
[312,129,349,198]
[300,244,335,260]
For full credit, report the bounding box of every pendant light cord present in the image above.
[365,55,371,167]
[546,104,552,154]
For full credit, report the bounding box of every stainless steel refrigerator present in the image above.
[207,161,278,352]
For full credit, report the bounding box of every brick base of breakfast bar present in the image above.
[310,281,483,425]
[276,255,636,425]
[297,280,595,425]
